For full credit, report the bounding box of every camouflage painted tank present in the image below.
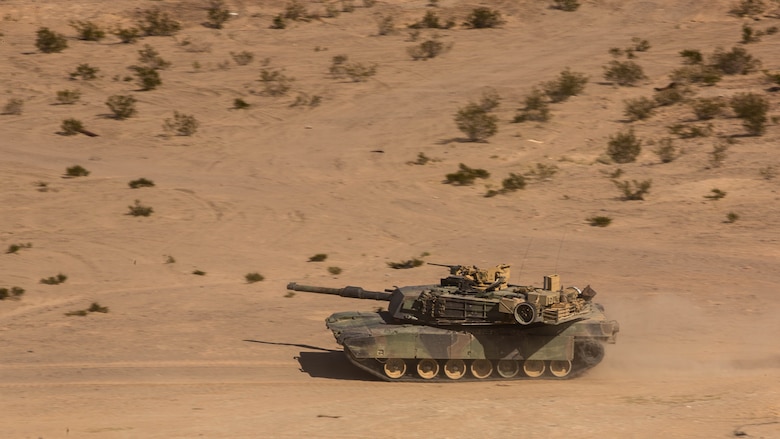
[287,263,619,381]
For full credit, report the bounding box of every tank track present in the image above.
[344,339,605,382]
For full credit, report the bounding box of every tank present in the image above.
[287,263,619,381]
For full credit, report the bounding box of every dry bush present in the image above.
[709,47,761,75]
[259,69,294,95]
[513,88,550,123]
[164,111,199,136]
[606,129,642,163]
[230,51,254,66]
[730,92,770,135]
[3,98,24,115]
[623,97,655,121]
[603,60,646,86]
[61,118,84,135]
[376,15,395,35]
[653,86,691,106]
[70,63,99,80]
[138,8,181,36]
[454,103,498,142]
[131,66,162,90]
[206,0,230,29]
[690,97,726,120]
[552,0,580,11]
[56,89,81,105]
[679,49,703,65]
[542,68,588,102]
[106,95,137,119]
[36,27,68,53]
[730,0,766,17]
[463,7,504,28]
[653,138,680,163]
[445,163,490,185]
[70,20,105,41]
[137,44,171,69]
[669,65,721,85]
[113,27,140,43]
[408,37,451,60]
[613,179,652,200]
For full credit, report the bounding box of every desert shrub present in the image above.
[106,95,137,119]
[127,199,153,217]
[613,179,652,200]
[653,86,690,106]
[607,129,642,163]
[290,93,321,107]
[623,97,656,121]
[765,71,780,85]
[709,140,730,168]
[501,173,527,191]
[66,302,109,316]
[587,216,612,227]
[283,1,308,21]
[165,255,176,264]
[36,27,68,53]
[704,188,727,200]
[653,138,680,163]
[259,69,294,96]
[70,20,105,41]
[631,37,651,52]
[387,258,424,269]
[61,118,84,136]
[0,287,25,301]
[56,89,81,105]
[525,163,559,181]
[408,38,451,60]
[668,123,712,138]
[741,24,761,44]
[758,165,777,180]
[131,66,162,90]
[377,15,395,35]
[40,273,68,285]
[3,98,23,115]
[552,0,580,11]
[679,49,703,64]
[463,7,504,28]
[603,60,646,86]
[328,266,343,275]
[6,243,32,254]
[231,51,254,66]
[454,103,498,142]
[730,92,769,135]
[409,10,453,29]
[128,178,155,188]
[445,163,490,185]
[233,98,250,109]
[407,152,434,165]
[137,44,171,69]
[730,0,766,16]
[113,27,140,43]
[308,253,328,262]
[70,63,99,80]
[690,97,726,120]
[65,165,90,177]
[513,88,550,122]
[669,65,721,85]
[767,25,779,35]
[245,272,265,283]
[710,47,760,75]
[725,212,740,223]
[206,0,230,29]
[542,68,588,102]
[138,8,181,36]
[163,111,199,136]
[330,57,378,82]
[271,14,287,29]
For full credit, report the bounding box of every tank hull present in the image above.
[325,308,618,381]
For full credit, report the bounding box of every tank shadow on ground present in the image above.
[297,351,378,381]
[242,339,377,381]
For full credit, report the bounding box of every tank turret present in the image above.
[287,263,619,382]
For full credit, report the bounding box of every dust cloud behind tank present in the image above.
[287,263,619,382]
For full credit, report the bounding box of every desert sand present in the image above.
[1,0,779,437]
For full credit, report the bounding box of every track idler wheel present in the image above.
[513,302,537,325]
[522,359,546,378]
[383,358,406,379]
[470,359,493,379]
[496,360,520,378]
[548,360,573,378]
[443,359,466,380]
[575,339,605,368]
[416,359,439,380]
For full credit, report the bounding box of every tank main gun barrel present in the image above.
[286,283,393,301]
[427,263,462,270]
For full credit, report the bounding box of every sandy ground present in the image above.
[1,0,779,437]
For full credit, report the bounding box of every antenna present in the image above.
[517,238,533,280]
[553,231,567,274]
